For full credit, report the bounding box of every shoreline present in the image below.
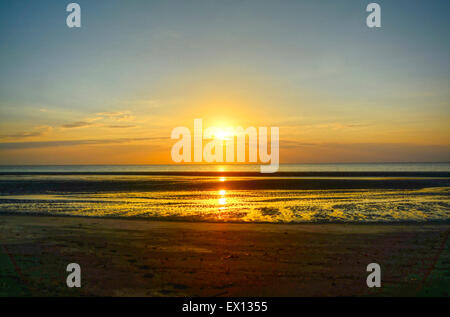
[0,212,449,225]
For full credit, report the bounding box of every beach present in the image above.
[0,215,448,297]
[0,166,449,296]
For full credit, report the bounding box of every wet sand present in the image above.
[1,171,449,222]
[0,215,448,297]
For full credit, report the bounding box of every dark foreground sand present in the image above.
[0,215,448,297]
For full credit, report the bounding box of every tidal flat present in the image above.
[0,216,448,296]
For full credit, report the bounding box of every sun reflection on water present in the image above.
[218,189,227,209]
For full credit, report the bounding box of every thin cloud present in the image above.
[1,126,52,139]
[281,139,318,148]
[107,125,136,129]
[0,137,169,150]
[58,111,136,130]
[61,121,94,129]
[314,122,370,130]
[96,111,135,122]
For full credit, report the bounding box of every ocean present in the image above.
[0,163,449,223]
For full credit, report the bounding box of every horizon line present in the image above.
[0,162,449,166]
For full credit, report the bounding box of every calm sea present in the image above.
[0,163,449,223]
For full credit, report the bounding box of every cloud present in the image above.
[0,137,168,150]
[5,131,44,138]
[57,111,137,130]
[107,125,136,129]
[61,121,94,129]
[281,142,450,163]
[280,139,318,148]
[313,122,370,130]
[273,117,370,130]
[0,126,52,139]
[96,111,135,122]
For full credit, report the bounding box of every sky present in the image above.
[0,0,449,164]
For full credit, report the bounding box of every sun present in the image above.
[211,127,234,141]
